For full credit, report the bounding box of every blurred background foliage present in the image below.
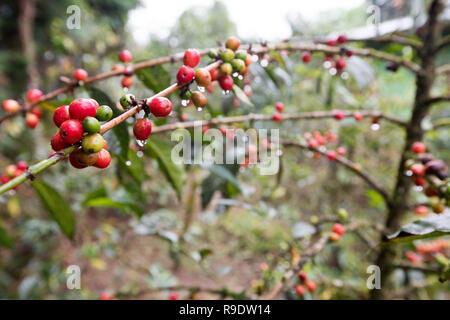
[0,0,449,299]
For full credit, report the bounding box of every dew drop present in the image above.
[222,90,231,95]
[252,54,259,62]
[8,190,16,196]
[371,123,380,131]
[137,151,144,158]
[123,87,129,93]
[238,75,244,80]
[414,186,423,192]
[341,72,349,80]
[276,149,283,156]
[181,99,189,107]
[198,86,205,92]
[196,107,203,112]
[323,61,332,69]
[405,170,413,176]
[136,139,147,147]
[260,60,269,67]
[232,72,239,77]
[125,160,131,166]
[329,68,337,76]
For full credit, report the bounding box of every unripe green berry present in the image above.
[235,50,247,61]
[338,208,348,221]
[221,49,235,62]
[83,116,100,134]
[82,133,104,153]
[220,62,233,75]
[120,94,135,108]
[310,215,319,224]
[208,49,218,59]
[180,90,192,100]
[231,59,245,73]
[96,105,113,121]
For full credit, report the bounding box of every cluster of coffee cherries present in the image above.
[405,238,449,266]
[0,160,28,189]
[50,98,113,169]
[295,271,317,297]
[2,89,44,129]
[405,141,449,214]
[303,129,348,162]
[176,36,252,110]
[108,50,135,89]
[329,223,346,242]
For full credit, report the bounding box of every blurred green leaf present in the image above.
[0,223,12,248]
[84,197,144,217]
[232,84,253,107]
[145,137,185,200]
[135,65,171,93]
[32,180,75,239]
[201,165,241,209]
[117,149,146,184]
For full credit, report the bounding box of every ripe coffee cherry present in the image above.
[103,140,108,150]
[177,65,195,84]
[302,51,311,64]
[94,149,111,169]
[272,113,282,122]
[60,119,83,144]
[308,139,319,148]
[220,62,233,75]
[96,105,113,121]
[209,68,220,81]
[180,113,188,121]
[5,165,17,178]
[195,68,212,87]
[26,89,43,102]
[17,161,28,171]
[337,147,346,156]
[169,291,178,300]
[74,68,88,81]
[413,177,426,186]
[83,116,100,134]
[3,99,20,112]
[353,111,363,121]
[326,150,337,161]
[326,39,337,46]
[345,50,354,57]
[148,97,172,117]
[26,113,39,128]
[275,102,284,112]
[330,232,341,242]
[77,150,99,166]
[295,285,306,296]
[412,142,426,154]
[306,281,316,292]
[221,49,235,62]
[31,107,43,118]
[69,148,88,169]
[51,132,70,151]
[298,271,308,282]
[121,76,133,88]
[219,75,234,91]
[133,118,152,140]
[424,186,438,197]
[119,49,132,63]
[241,66,249,76]
[337,35,348,44]
[245,54,252,66]
[231,59,245,73]
[225,37,240,51]
[183,49,200,68]
[335,58,346,70]
[411,163,425,176]
[235,50,247,61]
[332,223,345,235]
[1,175,10,184]
[191,91,207,108]
[333,109,345,120]
[69,98,98,120]
[82,133,104,153]
[119,94,135,108]
[415,205,428,215]
[386,62,399,72]
[53,105,70,127]
[123,66,134,77]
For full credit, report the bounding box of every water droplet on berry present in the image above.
[414,186,423,192]
[232,72,239,77]
[125,160,131,166]
[260,60,268,67]
[405,170,413,176]
[329,68,337,75]
[222,90,231,95]
[181,99,189,107]
[238,75,244,80]
[341,72,349,80]
[323,61,332,69]
[137,151,144,157]
[123,87,129,93]
[196,107,203,112]
[198,86,205,92]
[371,123,380,131]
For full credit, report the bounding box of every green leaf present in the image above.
[145,137,186,200]
[85,86,129,157]
[117,149,146,184]
[232,85,253,107]
[385,213,450,243]
[84,197,144,217]
[32,180,75,238]
[135,65,171,93]
[0,224,12,248]
[201,165,242,209]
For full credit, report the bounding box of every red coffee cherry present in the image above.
[148,97,173,117]
[326,150,337,161]
[415,205,428,215]
[326,39,337,46]
[405,251,422,264]
[123,66,134,77]
[225,37,241,51]
[295,284,306,296]
[119,49,132,63]
[31,107,43,118]
[26,113,39,128]
[275,102,284,112]
[177,65,195,84]
[218,75,234,91]
[17,161,28,171]
[74,68,88,81]
[411,163,425,176]
[411,142,426,154]
[121,76,133,88]
[5,165,17,178]
[302,51,311,64]
[337,147,346,156]
[53,105,70,127]
[59,119,83,144]
[306,281,316,292]
[133,118,152,140]
[2,99,20,113]
[103,140,108,150]
[298,271,308,282]
[183,49,200,68]
[308,139,319,148]
[345,50,354,57]
[245,54,252,66]
[94,149,111,169]
[169,291,178,300]
[353,111,363,121]
[209,68,220,81]
[413,177,426,186]
[272,113,282,122]
[26,89,43,102]
[1,175,10,184]
[333,109,345,120]
[335,58,346,70]
[69,148,88,169]
[51,132,70,151]
[195,68,212,87]
[337,35,348,44]
[329,232,341,242]
[332,223,345,235]
[424,186,438,197]
[69,98,98,120]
